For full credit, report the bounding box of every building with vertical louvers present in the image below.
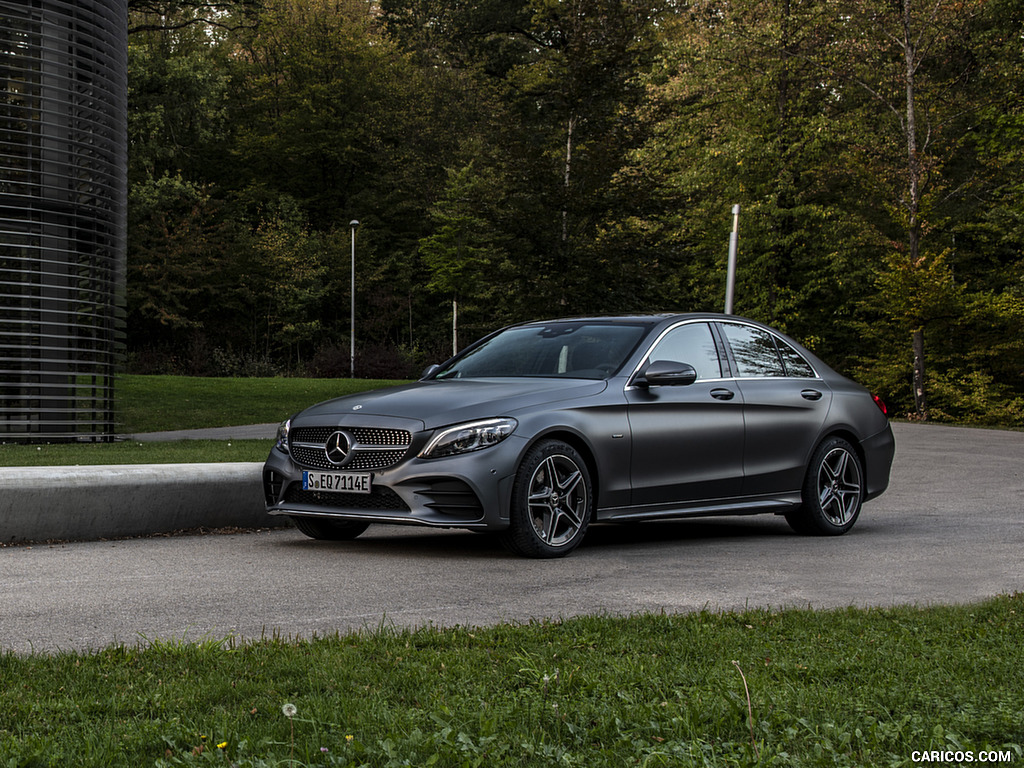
[1,0,127,442]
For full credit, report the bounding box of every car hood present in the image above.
[296,378,609,431]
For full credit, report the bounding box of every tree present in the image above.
[127,175,249,362]
[501,0,665,312]
[228,0,486,352]
[385,0,666,318]
[120,0,1024,420]
[418,159,518,341]
[126,8,248,364]
[127,21,231,186]
[825,0,997,417]
[248,200,333,367]
[127,0,263,34]
[609,0,881,363]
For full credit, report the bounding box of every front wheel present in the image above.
[501,440,593,558]
[786,437,864,536]
[290,516,370,541]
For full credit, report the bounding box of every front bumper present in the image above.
[263,435,524,530]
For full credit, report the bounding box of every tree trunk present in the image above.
[559,113,577,307]
[902,0,929,420]
[912,327,927,418]
[562,114,575,247]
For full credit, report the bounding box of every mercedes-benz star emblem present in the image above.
[325,431,353,466]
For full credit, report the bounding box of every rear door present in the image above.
[717,321,832,496]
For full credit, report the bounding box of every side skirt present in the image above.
[597,493,802,523]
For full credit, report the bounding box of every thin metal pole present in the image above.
[350,220,359,378]
[725,204,740,314]
[452,298,458,357]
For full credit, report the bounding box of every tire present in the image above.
[786,437,864,536]
[501,440,593,558]
[291,516,370,541]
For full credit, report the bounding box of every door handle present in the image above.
[710,388,735,401]
[801,389,823,401]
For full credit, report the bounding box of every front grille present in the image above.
[291,445,408,471]
[291,426,411,446]
[290,444,334,469]
[289,426,412,471]
[283,485,410,512]
[346,450,408,470]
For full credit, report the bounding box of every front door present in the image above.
[626,322,745,506]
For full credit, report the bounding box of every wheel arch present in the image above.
[522,428,602,520]
[815,427,868,482]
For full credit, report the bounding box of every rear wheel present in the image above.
[501,440,592,558]
[786,437,864,536]
[290,516,370,541]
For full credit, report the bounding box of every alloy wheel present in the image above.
[526,454,588,548]
[816,446,863,526]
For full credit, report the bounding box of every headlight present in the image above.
[420,418,518,459]
[275,418,291,453]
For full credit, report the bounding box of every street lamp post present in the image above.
[724,204,740,314]
[350,220,359,378]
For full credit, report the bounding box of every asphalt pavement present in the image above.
[2,422,1022,654]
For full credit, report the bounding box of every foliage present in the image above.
[1,597,1023,766]
[418,159,519,335]
[613,0,883,362]
[124,0,1024,424]
[127,176,246,349]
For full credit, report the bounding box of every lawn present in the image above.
[0,439,275,465]
[1,596,1021,767]
[0,375,409,466]
[117,375,409,433]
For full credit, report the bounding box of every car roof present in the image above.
[516,312,753,327]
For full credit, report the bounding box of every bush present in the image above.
[306,343,420,379]
[928,368,1024,426]
[125,334,216,376]
[209,347,282,378]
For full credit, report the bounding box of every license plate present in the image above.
[301,471,371,494]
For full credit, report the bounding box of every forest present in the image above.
[125,0,1024,424]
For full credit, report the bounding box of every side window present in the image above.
[721,323,785,377]
[777,339,816,377]
[647,322,722,380]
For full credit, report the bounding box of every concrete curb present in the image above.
[0,462,279,543]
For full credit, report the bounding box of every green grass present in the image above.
[0,375,409,467]
[0,439,273,466]
[118,375,409,433]
[1,596,1022,767]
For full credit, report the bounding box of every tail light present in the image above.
[872,394,888,416]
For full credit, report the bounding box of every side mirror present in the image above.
[636,360,698,388]
[420,364,441,380]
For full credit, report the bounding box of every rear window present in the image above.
[721,323,785,377]
[776,339,816,377]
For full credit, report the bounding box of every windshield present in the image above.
[434,322,649,380]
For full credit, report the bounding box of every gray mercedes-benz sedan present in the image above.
[263,314,895,557]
